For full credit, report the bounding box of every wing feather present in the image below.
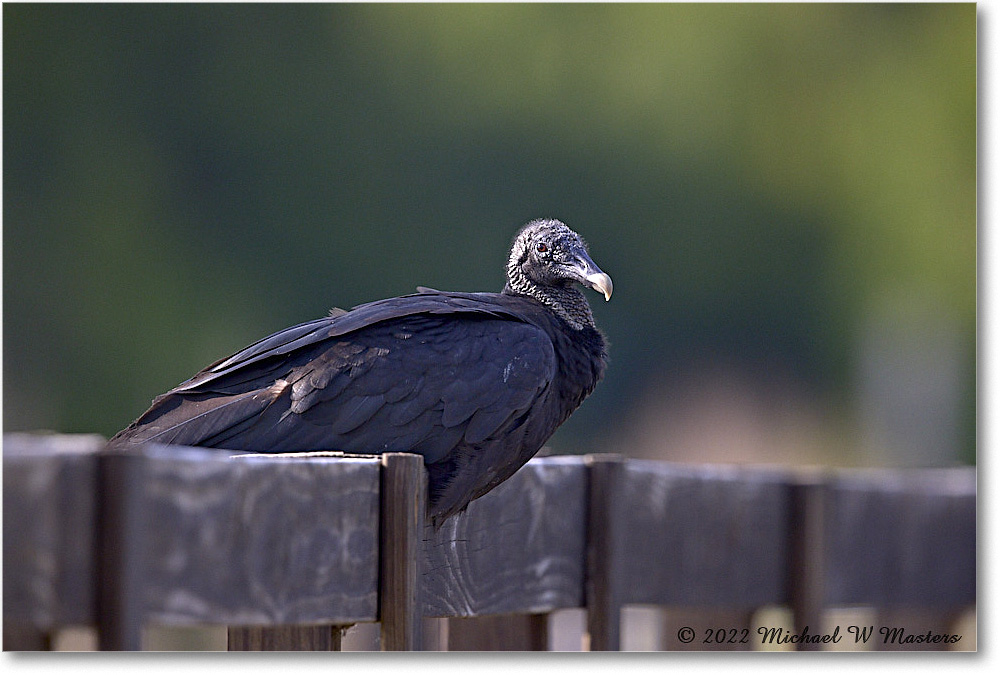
[111,293,559,509]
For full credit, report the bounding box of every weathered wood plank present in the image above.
[585,454,625,651]
[227,625,343,651]
[379,452,425,651]
[139,445,381,626]
[422,456,587,618]
[2,433,103,630]
[616,461,791,608]
[447,613,549,651]
[4,431,977,655]
[823,468,976,609]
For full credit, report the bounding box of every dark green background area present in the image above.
[3,3,976,465]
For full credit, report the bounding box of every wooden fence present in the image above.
[2,432,976,651]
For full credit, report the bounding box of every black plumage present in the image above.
[111,218,612,522]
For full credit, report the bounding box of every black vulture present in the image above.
[111,218,612,522]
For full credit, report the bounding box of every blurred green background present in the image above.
[3,3,976,468]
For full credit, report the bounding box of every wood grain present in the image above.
[584,454,625,651]
[3,433,104,631]
[139,444,381,626]
[422,456,588,618]
[447,613,548,651]
[2,432,977,653]
[823,468,975,608]
[616,460,792,608]
[379,452,426,651]
[227,625,343,650]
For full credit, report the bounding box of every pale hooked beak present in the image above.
[568,251,614,301]
[586,272,614,302]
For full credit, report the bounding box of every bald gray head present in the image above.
[503,219,613,329]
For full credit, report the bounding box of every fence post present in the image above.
[379,453,426,651]
[2,623,53,651]
[96,447,147,651]
[585,454,625,651]
[787,476,826,651]
[446,614,549,650]
[228,625,343,650]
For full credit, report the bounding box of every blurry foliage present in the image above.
[3,3,975,462]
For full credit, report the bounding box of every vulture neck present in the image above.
[504,277,596,331]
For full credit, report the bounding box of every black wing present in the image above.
[112,293,558,514]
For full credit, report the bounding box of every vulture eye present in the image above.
[536,242,548,253]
